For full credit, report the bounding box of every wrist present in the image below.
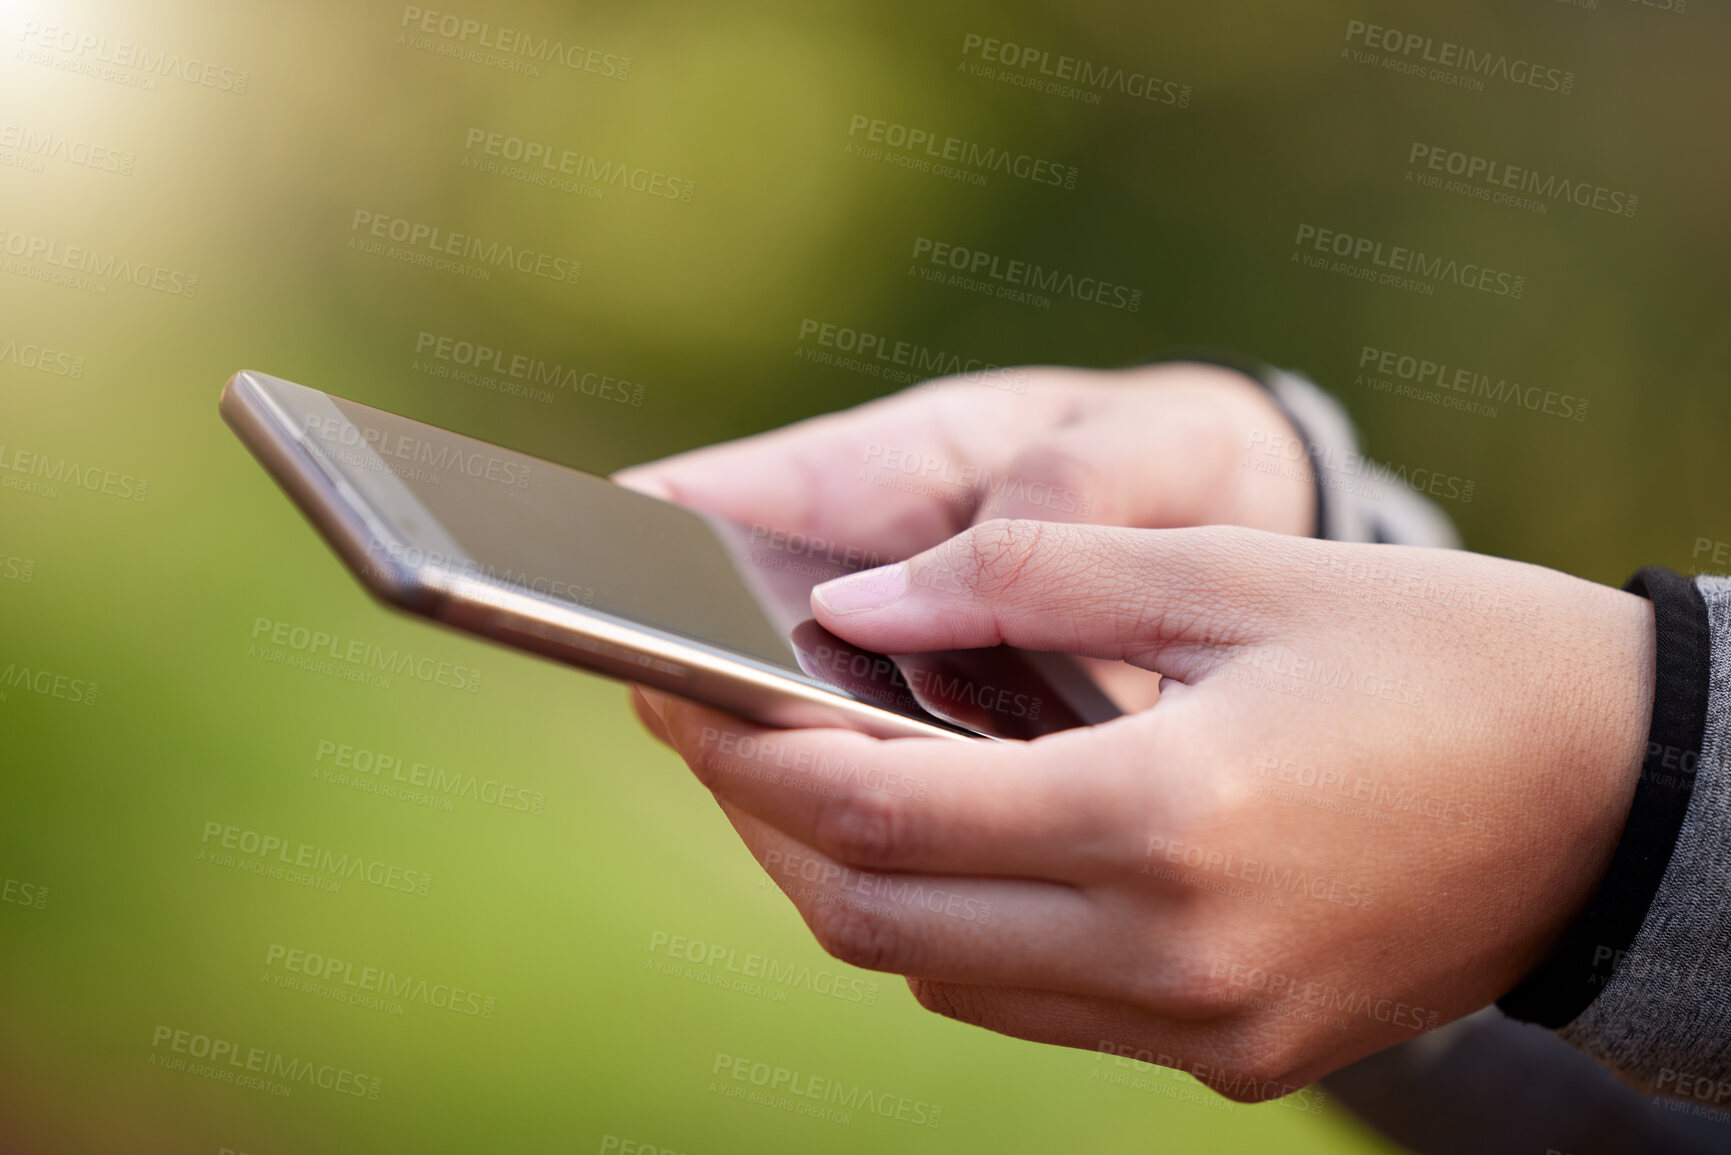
[1539,588,1656,939]
[1500,571,1706,1028]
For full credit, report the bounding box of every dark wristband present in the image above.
[1496,566,1710,1028]
[1140,349,1329,539]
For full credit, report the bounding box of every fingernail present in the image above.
[813,564,908,616]
[639,688,668,723]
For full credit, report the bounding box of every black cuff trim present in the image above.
[1136,348,1328,540]
[1496,566,1710,1028]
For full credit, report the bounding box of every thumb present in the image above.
[810,520,1288,678]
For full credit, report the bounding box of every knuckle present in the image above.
[908,978,979,1024]
[1153,958,1239,1019]
[1112,932,1237,1016]
[997,444,1098,508]
[956,518,1050,598]
[1204,1032,1308,1101]
[1212,1035,1306,1102]
[813,785,909,870]
[808,900,914,973]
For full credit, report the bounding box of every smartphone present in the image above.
[219,371,1122,742]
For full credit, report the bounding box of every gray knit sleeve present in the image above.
[1263,368,1460,548]
[1556,574,1731,1105]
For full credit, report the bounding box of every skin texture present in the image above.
[615,368,1655,1103]
[614,361,1313,711]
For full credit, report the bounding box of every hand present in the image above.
[615,362,1317,710]
[631,521,1654,1101]
[613,362,1317,556]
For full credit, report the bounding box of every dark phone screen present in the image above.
[292,384,1117,739]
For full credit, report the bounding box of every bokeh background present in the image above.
[2,0,1728,1152]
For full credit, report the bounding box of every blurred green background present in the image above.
[2,0,1727,1151]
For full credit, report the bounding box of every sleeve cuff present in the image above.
[1144,351,1459,547]
[1498,570,1713,1073]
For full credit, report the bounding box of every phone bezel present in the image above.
[219,370,985,741]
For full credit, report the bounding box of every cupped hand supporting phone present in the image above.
[615,364,1655,1100]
